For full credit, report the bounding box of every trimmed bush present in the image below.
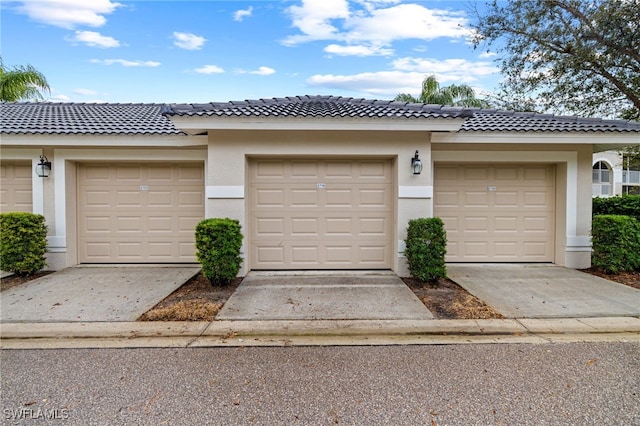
[195,218,243,285]
[404,217,447,282]
[591,215,640,274]
[592,195,640,221]
[0,212,48,276]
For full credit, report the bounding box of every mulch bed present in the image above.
[138,275,243,321]
[401,277,504,319]
[580,268,640,290]
[0,271,54,292]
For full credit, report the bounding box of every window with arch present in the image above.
[592,161,612,196]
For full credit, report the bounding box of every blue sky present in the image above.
[1,0,502,104]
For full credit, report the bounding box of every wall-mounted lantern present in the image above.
[411,150,422,175]
[35,155,51,178]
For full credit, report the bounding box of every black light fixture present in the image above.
[35,155,51,178]
[411,150,422,175]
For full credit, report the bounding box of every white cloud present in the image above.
[234,6,253,22]
[324,43,393,56]
[283,0,350,46]
[307,71,421,96]
[236,66,276,75]
[478,51,498,59]
[90,59,161,67]
[194,65,225,74]
[282,0,473,57]
[173,32,206,50]
[69,30,120,48]
[392,57,499,80]
[15,0,122,29]
[251,66,276,75]
[306,57,500,97]
[240,66,276,75]
[345,4,470,43]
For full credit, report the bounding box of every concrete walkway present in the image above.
[448,264,640,318]
[217,271,433,321]
[0,266,200,323]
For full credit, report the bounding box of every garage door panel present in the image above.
[148,191,173,207]
[250,158,393,269]
[116,166,142,180]
[291,218,320,236]
[1,162,33,213]
[78,163,203,263]
[255,188,285,207]
[291,189,319,207]
[464,191,489,207]
[495,191,518,207]
[293,161,320,177]
[434,164,555,262]
[325,189,353,206]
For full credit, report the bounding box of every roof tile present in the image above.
[2,96,639,135]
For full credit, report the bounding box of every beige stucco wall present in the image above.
[207,130,431,275]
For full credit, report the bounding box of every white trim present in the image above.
[398,186,433,198]
[432,131,638,145]
[0,134,207,147]
[566,236,591,252]
[206,186,245,199]
[169,117,465,133]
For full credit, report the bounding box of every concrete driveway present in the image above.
[447,264,640,318]
[217,271,434,321]
[1,266,199,323]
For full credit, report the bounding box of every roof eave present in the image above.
[432,130,640,145]
[167,116,466,133]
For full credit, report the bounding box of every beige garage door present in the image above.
[78,163,204,263]
[434,164,555,262]
[249,158,393,269]
[0,161,33,213]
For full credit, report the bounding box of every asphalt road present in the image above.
[1,343,638,425]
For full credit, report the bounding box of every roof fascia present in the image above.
[0,134,207,147]
[432,131,640,146]
[168,116,466,134]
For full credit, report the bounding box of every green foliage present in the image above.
[0,57,50,102]
[404,218,447,283]
[591,215,640,273]
[592,195,640,221]
[195,218,243,285]
[395,75,490,108]
[0,212,48,276]
[472,0,640,119]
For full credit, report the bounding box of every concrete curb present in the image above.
[1,317,639,349]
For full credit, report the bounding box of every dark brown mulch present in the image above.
[138,274,243,321]
[0,271,54,292]
[580,268,640,290]
[402,277,504,319]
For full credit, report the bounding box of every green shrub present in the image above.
[591,215,640,274]
[404,217,447,282]
[592,195,640,221]
[0,212,48,276]
[195,218,243,285]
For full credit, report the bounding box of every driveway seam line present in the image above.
[514,318,553,343]
[185,321,214,347]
